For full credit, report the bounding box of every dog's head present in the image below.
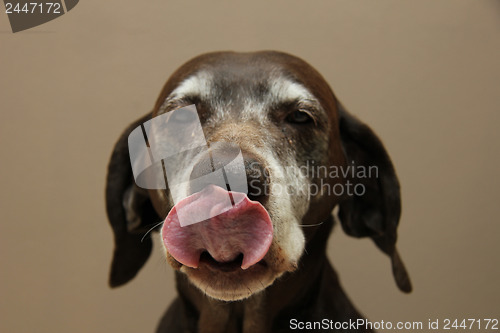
[106,51,411,301]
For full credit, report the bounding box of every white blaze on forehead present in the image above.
[163,72,315,122]
[268,78,314,103]
[163,71,213,105]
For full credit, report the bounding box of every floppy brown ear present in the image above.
[105,113,161,288]
[337,102,412,293]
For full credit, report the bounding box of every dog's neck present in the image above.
[174,217,335,333]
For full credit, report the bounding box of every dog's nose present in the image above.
[189,145,269,204]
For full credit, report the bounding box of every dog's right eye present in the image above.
[286,110,314,124]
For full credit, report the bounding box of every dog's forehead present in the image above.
[152,52,340,136]
[158,52,335,109]
[176,51,316,87]
[168,69,314,105]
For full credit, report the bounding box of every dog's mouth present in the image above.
[198,251,268,273]
[200,251,243,272]
[161,185,273,271]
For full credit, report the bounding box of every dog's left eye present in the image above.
[286,110,313,124]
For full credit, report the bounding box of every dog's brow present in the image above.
[269,79,314,104]
[162,72,213,109]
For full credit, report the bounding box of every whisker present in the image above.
[259,279,265,290]
[141,220,164,242]
[298,221,324,228]
[243,282,253,296]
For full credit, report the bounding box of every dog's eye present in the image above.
[286,110,313,124]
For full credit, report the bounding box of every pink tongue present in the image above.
[162,185,273,270]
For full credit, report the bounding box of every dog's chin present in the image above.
[164,239,300,301]
[179,258,280,301]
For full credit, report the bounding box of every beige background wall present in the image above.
[1,1,499,332]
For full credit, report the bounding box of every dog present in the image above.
[105,51,412,333]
